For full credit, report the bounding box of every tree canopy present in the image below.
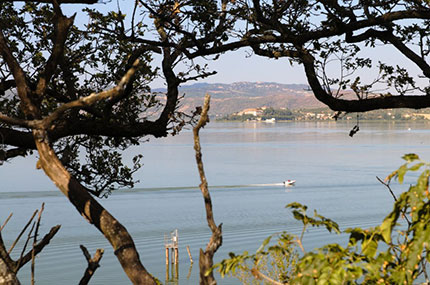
[139,0,430,112]
[2,0,430,188]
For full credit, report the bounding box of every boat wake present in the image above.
[247,183,285,187]
[132,182,292,193]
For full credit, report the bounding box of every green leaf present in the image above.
[346,228,365,246]
[417,169,430,190]
[292,210,305,222]
[286,202,307,211]
[362,237,378,258]
[402,153,420,162]
[408,162,425,171]
[397,163,407,184]
[380,216,394,243]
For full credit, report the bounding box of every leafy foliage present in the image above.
[215,154,430,284]
[262,107,294,120]
[0,3,161,196]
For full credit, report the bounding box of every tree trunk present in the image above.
[33,130,156,285]
[198,223,222,285]
[199,248,217,285]
[0,259,20,285]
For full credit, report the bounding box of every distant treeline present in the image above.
[218,107,430,122]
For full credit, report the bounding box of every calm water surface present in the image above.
[1,121,430,284]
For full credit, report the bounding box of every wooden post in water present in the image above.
[164,229,179,282]
[186,245,193,263]
[174,261,179,280]
[174,247,179,264]
[165,247,169,265]
[165,263,169,281]
[164,229,179,264]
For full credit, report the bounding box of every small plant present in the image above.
[214,154,430,284]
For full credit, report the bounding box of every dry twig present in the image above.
[0,213,13,232]
[78,245,104,285]
[0,204,60,285]
[31,203,45,285]
[251,267,284,285]
[8,210,38,254]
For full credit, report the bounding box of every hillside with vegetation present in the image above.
[155,82,325,115]
[154,81,430,121]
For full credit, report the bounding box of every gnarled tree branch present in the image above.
[193,94,223,285]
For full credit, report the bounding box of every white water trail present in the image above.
[247,183,285,187]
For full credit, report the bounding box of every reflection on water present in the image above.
[165,263,179,284]
[1,121,430,284]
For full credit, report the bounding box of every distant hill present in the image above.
[154,82,325,115]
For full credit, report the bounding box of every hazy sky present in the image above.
[151,50,308,88]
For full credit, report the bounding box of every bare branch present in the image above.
[193,94,216,232]
[180,71,218,84]
[376,176,397,202]
[376,176,411,226]
[78,245,104,285]
[251,267,284,285]
[0,213,13,232]
[0,79,15,95]
[31,203,45,285]
[15,225,61,271]
[193,94,223,285]
[0,128,35,149]
[0,113,38,129]
[15,220,36,272]
[8,210,38,255]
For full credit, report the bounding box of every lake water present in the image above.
[1,121,430,284]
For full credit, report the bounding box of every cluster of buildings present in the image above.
[235,107,266,116]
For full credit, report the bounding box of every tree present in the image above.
[143,0,430,113]
[0,1,224,283]
[243,1,430,114]
[0,1,182,284]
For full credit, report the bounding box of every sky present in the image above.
[151,50,308,88]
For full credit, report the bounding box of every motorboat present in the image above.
[283,180,296,186]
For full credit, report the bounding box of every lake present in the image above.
[1,121,429,284]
